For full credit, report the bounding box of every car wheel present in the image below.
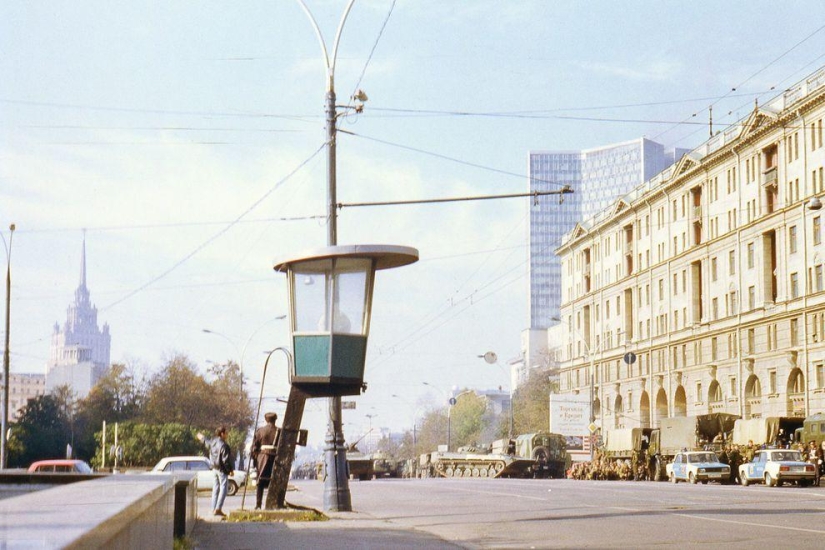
[227,480,238,496]
[741,477,749,487]
[701,480,708,485]
[765,473,775,487]
[688,473,697,485]
[670,472,677,484]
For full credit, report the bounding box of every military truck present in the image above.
[601,414,738,481]
[371,451,403,478]
[511,432,568,478]
[733,416,803,447]
[602,427,658,479]
[793,413,825,447]
[345,444,373,481]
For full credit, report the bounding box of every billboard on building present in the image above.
[549,394,590,454]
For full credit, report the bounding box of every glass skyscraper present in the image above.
[528,138,685,329]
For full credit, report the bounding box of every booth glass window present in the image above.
[331,258,373,336]
[291,257,373,335]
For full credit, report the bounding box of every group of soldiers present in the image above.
[567,449,655,481]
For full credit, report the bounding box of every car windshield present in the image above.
[688,453,717,463]
[74,461,93,474]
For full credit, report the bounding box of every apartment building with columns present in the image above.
[556,66,825,432]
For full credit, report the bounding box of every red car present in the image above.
[27,459,93,474]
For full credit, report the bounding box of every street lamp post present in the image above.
[479,351,514,439]
[365,413,377,453]
[204,315,287,397]
[1,223,15,469]
[554,317,600,462]
[423,382,453,451]
[295,0,357,513]
[392,394,422,457]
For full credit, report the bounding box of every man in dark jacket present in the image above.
[251,412,281,509]
[208,426,233,517]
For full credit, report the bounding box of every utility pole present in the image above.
[1,223,15,469]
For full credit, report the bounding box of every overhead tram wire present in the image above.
[653,21,825,142]
[343,130,568,188]
[100,142,326,311]
[671,50,825,149]
[17,215,326,234]
[345,0,397,110]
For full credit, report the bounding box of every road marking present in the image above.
[673,513,825,534]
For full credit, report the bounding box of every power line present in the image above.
[101,142,326,311]
[17,215,325,234]
[345,130,567,188]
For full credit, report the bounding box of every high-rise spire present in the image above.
[79,230,87,290]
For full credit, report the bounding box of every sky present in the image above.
[3,1,825,448]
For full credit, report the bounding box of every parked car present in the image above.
[147,456,246,496]
[739,449,816,487]
[28,459,93,474]
[666,451,730,484]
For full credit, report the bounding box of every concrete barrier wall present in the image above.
[0,473,197,548]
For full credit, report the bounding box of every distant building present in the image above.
[46,238,111,398]
[0,372,46,422]
[528,139,688,330]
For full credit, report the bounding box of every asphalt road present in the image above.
[196,478,825,550]
[279,477,825,549]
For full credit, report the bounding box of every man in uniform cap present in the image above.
[251,412,281,509]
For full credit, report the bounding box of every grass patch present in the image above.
[228,508,328,523]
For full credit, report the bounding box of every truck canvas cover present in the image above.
[604,428,642,453]
[733,417,804,445]
[659,414,738,454]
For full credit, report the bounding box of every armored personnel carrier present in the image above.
[421,432,568,478]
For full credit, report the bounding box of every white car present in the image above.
[739,449,816,487]
[666,451,730,484]
[148,456,246,496]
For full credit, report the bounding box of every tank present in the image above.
[423,433,568,479]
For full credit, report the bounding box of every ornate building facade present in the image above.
[557,66,825,433]
[46,238,111,397]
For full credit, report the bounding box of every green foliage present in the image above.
[11,354,254,468]
[415,407,448,454]
[496,368,556,438]
[450,392,487,449]
[9,394,71,467]
[91,422,203,468]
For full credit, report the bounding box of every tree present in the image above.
[206,360,253,435]
[497,368,556,437]
[415,407,448,454]
[90,422,203,468]
[142,354,218,429]
[450,392,487,449]
[9,394,72,467]
[74,363,146,462]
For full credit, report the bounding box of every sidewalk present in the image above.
[190,483,464,550]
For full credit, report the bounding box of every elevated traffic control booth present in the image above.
[266,245,418,509]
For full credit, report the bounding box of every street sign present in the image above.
[588,422,598,434]
[449,397,457,406]
[342,401,356,410]
[623,351,637,365]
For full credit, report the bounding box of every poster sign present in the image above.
[549,394,590,452]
